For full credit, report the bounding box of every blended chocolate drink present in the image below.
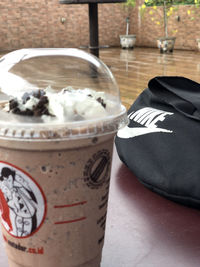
[0,48,127,267]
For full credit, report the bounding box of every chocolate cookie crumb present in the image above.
[9,99,18,110]
[9,90,52,117]
[33,89,45,99]
[33,96,50,116]
[97,97,106,108]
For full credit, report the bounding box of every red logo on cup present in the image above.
[0,162,46,238]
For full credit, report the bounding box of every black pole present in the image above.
[89,3,99,57]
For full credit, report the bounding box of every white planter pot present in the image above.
[119,35,136,49]
[157,37,176,53]
[197,39,200,51]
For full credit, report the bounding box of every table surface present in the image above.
[60,0,126,4]
[1,147,200,267]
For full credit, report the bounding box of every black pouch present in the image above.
[115,76,200,209]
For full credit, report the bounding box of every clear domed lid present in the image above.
[0,48,127,140]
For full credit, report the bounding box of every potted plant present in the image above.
[197,38,200,51]
[120,0,137,49]
[186,0,200,51]
[140,0,177,53]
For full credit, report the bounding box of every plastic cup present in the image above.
[0,48,127,267]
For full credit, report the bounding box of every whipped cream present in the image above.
[5,86,115,122]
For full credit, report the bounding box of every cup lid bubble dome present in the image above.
[0,48,127,140]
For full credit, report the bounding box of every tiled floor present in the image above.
[1,47,200,110]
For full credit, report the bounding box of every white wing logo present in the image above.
[117,107,173,139]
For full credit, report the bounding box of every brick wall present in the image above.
[0,0,127,51]
[0,0,199,51]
